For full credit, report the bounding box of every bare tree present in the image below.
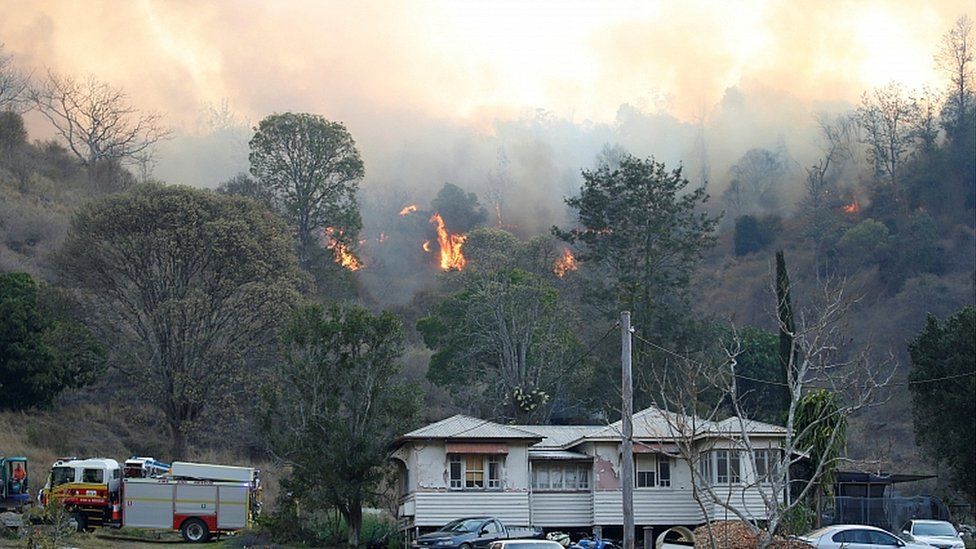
[936,15,974,135]
[0,44,29,113]
[646,279,894,549]
[856,83,920,186]
[31,70,170,168]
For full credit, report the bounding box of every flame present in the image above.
[422,240,431,252]
[553,248,578,277]
[842,198,859,214]
[399,204,419,216]
[323,227,363,271]
[429,212,466,270]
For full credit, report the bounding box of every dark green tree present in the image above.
[430,182,488,233]
[58,184,305,458]
[730,326,782,422]
[0,272,105,409]
[419,267,582,422]
[264,303,418,547]
[733,215,781,256]
[908,306,976,507]
[249,113,364,266]
[795,389,846,528]
[553,154,719,339]
[776,250,798,420]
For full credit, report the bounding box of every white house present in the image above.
[391,406,787,539]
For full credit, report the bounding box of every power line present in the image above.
[631,331,975,388]
[560,321,619,375]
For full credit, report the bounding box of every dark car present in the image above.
[415,517,545,549]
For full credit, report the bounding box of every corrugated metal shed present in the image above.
[400,414,542,440]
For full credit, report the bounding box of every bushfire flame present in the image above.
[430,213,466,270]
[323,227,363,271]
[553,248,578,277]
[399,204,418,216]
[842,198,859,214]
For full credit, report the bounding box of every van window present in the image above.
[112,469,120,479]
[51,467,74,487]
[82,468,104,483]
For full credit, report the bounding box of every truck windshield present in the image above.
[51,467,74,487]
[443,519,487,532]
[915,523,957,537]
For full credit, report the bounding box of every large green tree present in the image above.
[58,184,305,458]
[0,272,105,409]
[908,306,976,507]
[263,303,417,547]
[419,264,582,423]
[249,112,364,266]
[553,154,719,340]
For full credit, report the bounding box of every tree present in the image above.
[31,71,170,168]
[418,267,581,422]
[0,44,29,113]
[553,154,719,337]
[908,306,976,508]
[430,182,488,233]
[0,272,105,409]
[733,215,781,256]
[248,113,364,266]
[216,172,275,210]
[263,303,418,547]
[723,148,792,215]
[58,184,305,458]
[794,389,846,528]
[936,15,974,137]
[729,326,782,423]
[856,83,920,186]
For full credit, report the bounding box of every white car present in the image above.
[900,520,965,549]
[489,542,567,549]
[800,525,930,549]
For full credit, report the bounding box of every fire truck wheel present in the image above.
[180,518,211,543]
[70,512,87,532]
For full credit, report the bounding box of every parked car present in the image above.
[900,520,966,549]
[414,517,544,549]
[800,525,930,549]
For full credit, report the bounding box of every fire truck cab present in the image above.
[41,457,122,529]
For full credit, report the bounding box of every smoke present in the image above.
[1,0,972,303]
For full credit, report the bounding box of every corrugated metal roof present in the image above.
[713,417,786,434]
[401,414,542,440]
[528,449,593,460]
[513,425,604,449]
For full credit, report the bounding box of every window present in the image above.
[485,521,502,534]
[716,450,741,484]
[754,449,780,483]
[82,468,104,483]
[636,455,656,488]
[449,454,504,490]
[487,456,503,489]
[51,467,74,487]
[531,463,591,491]
[112,469,121,480]
[658,458,671,487]
[449,456,462,489]
[465,455,484,488]
[697,454,712,484]
[869,531,901,546]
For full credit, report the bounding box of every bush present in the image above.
[837,218,890,261]
[733,215,781,256]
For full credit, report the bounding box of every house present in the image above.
[391,406,787,540]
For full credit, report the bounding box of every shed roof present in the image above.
[513,425,603,449]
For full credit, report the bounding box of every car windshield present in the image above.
[915,523,957,537]
[443,519,486,533]
[51,467,74,487]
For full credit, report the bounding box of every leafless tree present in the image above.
[856,82,920,186]
[645,279,894,549]
[0,44,30,113]
[31,70,170,168]
[936,15,974,134]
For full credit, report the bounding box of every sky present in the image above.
[1,0,972,214]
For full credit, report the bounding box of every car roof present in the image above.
[825,525,893,532]
[911,520,952,524]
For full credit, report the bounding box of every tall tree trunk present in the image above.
[170,421,188,460]
[347,499,363,547]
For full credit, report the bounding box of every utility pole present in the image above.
[621,311,634,549]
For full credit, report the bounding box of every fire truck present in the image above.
[40,456,260,542]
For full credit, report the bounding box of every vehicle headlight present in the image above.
[435,541,454,546]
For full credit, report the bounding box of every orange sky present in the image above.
[2,0,971,131]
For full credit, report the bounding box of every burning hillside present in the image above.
[430,212,466,270]
[323,227,363,271]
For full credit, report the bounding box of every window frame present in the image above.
[531,462,592,492]
[448,454,505,491]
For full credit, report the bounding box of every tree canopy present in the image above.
[0,272,105,409]
[908,306,976,507]
[58,183,305,457]
[248,112,364,266]
[264,303,417,547]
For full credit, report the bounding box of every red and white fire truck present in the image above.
[40,456,261,543]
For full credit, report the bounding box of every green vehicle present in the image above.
[1,456,30,512]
